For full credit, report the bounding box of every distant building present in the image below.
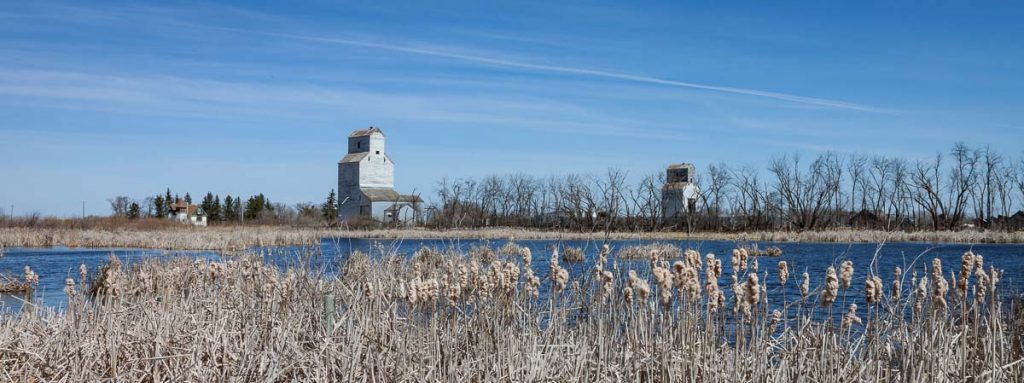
[337,127,422,224]
[167,199,207,227]
[662,163,699,221]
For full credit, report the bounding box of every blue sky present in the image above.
[1,1,1022,216]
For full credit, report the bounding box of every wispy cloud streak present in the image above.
[207,26,889,113]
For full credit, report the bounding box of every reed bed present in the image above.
[2,227,1022,251]
[0,227,323,251]
[615,242,681,259]
[1,245,1019,382]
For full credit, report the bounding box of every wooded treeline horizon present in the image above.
[3,142,1023,233]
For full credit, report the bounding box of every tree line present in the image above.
[108,189,340,226]
[427,143,1024,232]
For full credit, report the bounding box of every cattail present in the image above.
[735,273,759,319]
[524,268,540,299]
[891,267,902,302]
[744,273,760,306]
[731,249,740,272]
[842,303,863,328]
[684,249,701,269]
[931,258,948,312]
[446,281,461,304]
[599,271,614,303]
[752,258,759,273]
[956,251,975,299]
[871,276,883,303]
[550,251,569,292]
[704,254,723,312]
[865,278,877,304]
[521,247,532,268]
[23,266,39,284]
[653,265,674,307]
[800,272,810,297]
[770,309,783,329]
[974,267,989,302]
[625,270,650,303]
[635,279,650,302]
[64,277,75,296]
[822,266,838,307]
[913,275,928,315]
[839,261,854,290]
[79,263,87,282]
[778,261,790,285]
[623,286,634,304]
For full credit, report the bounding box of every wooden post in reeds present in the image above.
[323,293,336,335]
[22,288,34,316]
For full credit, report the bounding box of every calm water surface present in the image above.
[2,238,1021,312]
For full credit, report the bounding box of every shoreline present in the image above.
[1,227,1022,250]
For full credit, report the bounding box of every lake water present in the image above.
[2,238,1021,313]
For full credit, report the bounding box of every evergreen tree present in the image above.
[244,194,273,221]
[211,195,222,222]
[244,195,260,221]
[223,195,235,222]
[200,193,216,222]
[184,193,192,204]
[154,195,166,217]
[322,189,338,220]
[127,202,141,219]
[165,189,173,206]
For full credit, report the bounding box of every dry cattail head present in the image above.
[913,275,927,315]
[752,258,759,273]
[872,276,883,303]
[778,261,790,285]
[865,279,877,304]
[23,266,39,285]
[635,278,651,303]
[731,249,742,273]
[974,268,990,302]
[770,309,783,328]
[956,251,976,298]
[801,272,810,297]
[931,258,948,312]
[822,266,839,307]
[599,270,614,303]
[684,249,702,269]
[63,277,75,296]
[521,247,533,268]
[744,273,760,307]
[842,303,863,328]
[891,267,903,301]
[839,261,854,290]
[623,286,634,304]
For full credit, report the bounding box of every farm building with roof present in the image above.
[337,127,422,224]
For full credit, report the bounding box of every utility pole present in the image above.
[9,205,12,221]
[82,201,86,219]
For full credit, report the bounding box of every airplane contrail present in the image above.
[212,26,887,113]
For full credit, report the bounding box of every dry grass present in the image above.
[0,275,31,294]
[2,227,1022,251]
[561,246,584,263]
[1,245,1019,381]
[615,242,681,259]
